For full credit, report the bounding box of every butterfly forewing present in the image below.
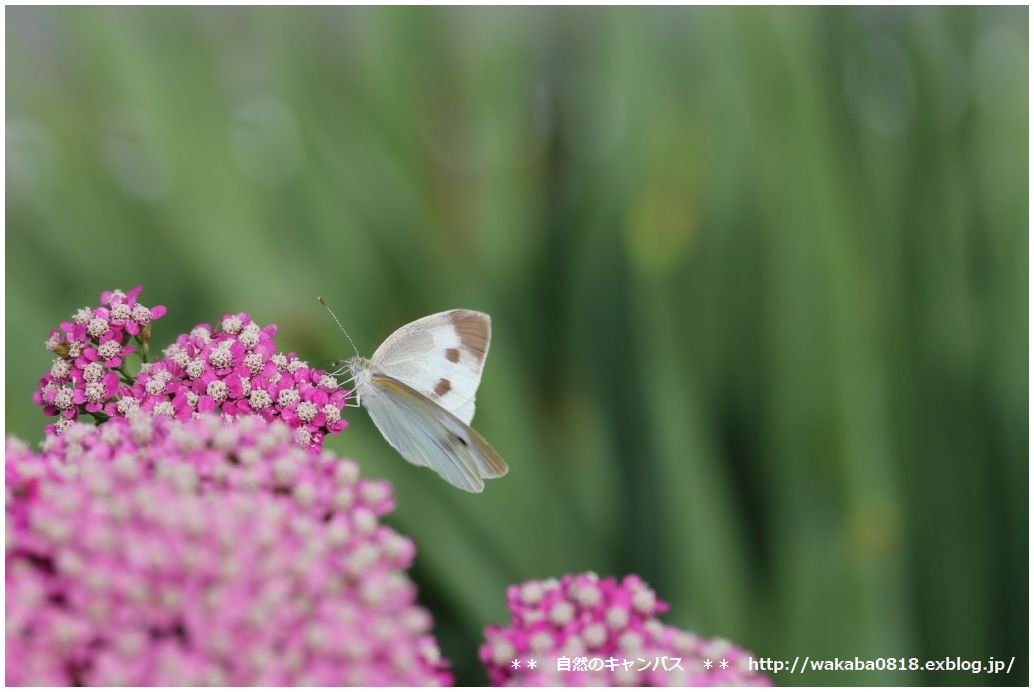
[371,310,490,425]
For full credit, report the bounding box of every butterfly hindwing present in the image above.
[362,373,508,493]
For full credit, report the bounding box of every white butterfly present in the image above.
[320,298,508,493]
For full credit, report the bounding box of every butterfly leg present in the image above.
[330,371,356,388]
[342,388,361,408]
[325,369,363,408]
[338,376,362,408]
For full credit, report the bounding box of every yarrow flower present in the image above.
[480,573,771,686]
[98,286,166,337]
[139,314,349,448]
[33,287,349,451]
[6,414,451,686]
[33,286,165,431]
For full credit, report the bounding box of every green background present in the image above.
[6,6,1028,685]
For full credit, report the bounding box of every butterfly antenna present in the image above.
[317,296,360,357]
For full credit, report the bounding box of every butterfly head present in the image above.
[345,355,374,385]
[345,355,369,375]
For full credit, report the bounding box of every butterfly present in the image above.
[319,298,508,493]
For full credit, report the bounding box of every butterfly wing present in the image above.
[371,310,490,425]
[362,372,508,493]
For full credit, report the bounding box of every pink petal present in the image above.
[102,372,120,389]
[226,376,245,399]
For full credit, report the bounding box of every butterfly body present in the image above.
[340,309,507,493]
[345,355,375,398]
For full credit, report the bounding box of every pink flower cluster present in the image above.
[480,573,771,686]
[6,414,451,686]
[141,312,349,448]
[33,288,349,450]
[34,287,165,430]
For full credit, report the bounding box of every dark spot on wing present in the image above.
[435,378,452,397]
[451,432,469,448]
[445,348,461,363]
